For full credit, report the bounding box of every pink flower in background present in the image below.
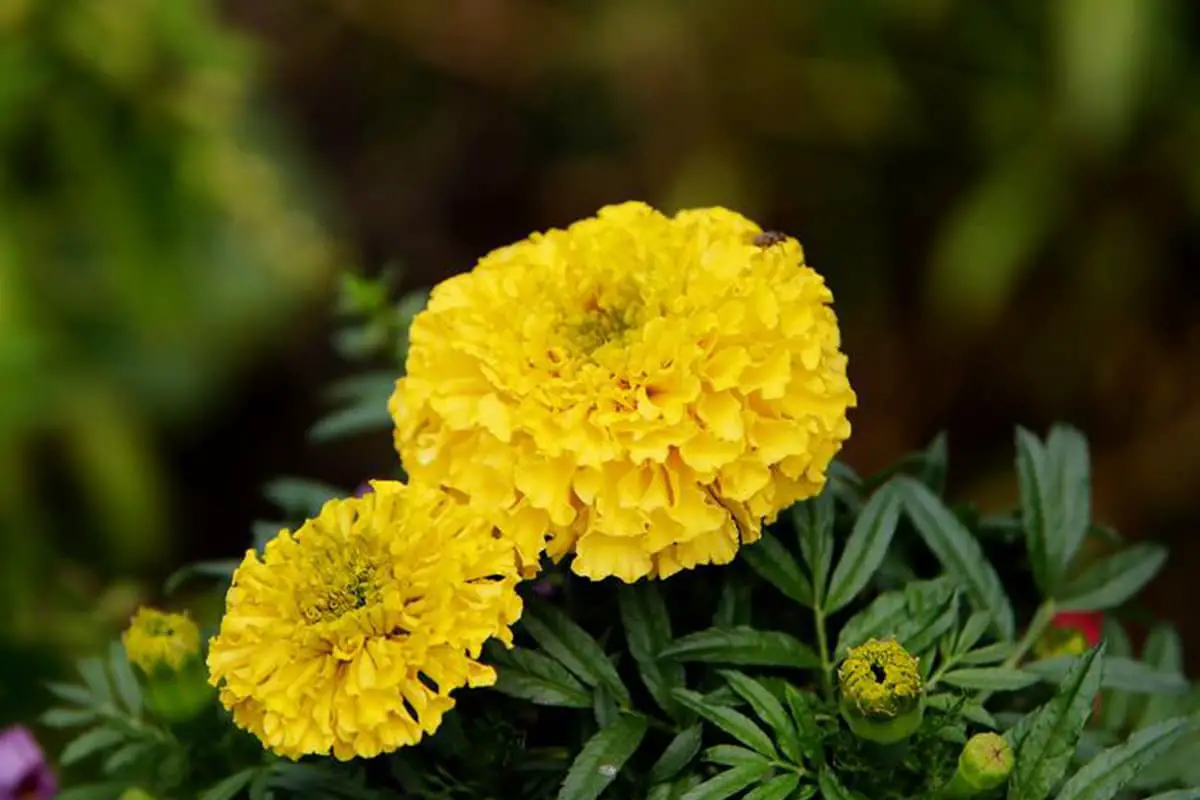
[1050,611,1103,646]
[0,725,56,800]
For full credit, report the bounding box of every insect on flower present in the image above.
[752,230,789,248]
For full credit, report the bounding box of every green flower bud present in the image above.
[837,638,924,744]
[941,733,1014,798]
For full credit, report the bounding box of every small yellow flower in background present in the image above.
[122,607,200,674]
[391,201,856,582]
[206,480,522,761]
[838,638,924,744]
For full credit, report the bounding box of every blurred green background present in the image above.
[3,0,1200,737]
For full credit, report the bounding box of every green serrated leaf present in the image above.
[895,477,1015,639]
[1007,642,1106,800]
[60,726,125,766]
[679,763,772,800]
[648,725,703,784]
[40,708,97,728]
[522,602,631,705]
[719,671,803,764]
[489,647,593,708]
[1016,427,1055,594]
[835,578,956,657]
[673,689,778,758]
[556,714,648,800]
[713,577,752,628]
[1055,717,1194,800]
[200,768,259,800]
[795,488,835,608]
[1143,791,1200,800]
[108,641,142,717]
[824,483,902,613]
[817,768,856,800]
[1046,425,1092,570]
[593,684,619,728]
[618,583,686,720]
[926,694,998,728]
[1023,656,1188,695]
[742,773,801,800]
[1056,543,1167,612]
[741,533,813,607]
[661,627,819,669]
[940,668,1040,692]
[783,685,825,762]
[955,612,993,656]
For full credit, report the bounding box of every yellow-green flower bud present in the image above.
[942,733,1014,798]
[121,607,211,723]
[837,638,924,744]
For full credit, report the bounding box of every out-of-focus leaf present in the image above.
[661,627,819,669]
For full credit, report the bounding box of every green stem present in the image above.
[815,604,833,700]
[976,599,1056,705]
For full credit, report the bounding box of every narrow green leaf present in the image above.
[835,578,957,657]
[46,682,94,707]
[719,670,803,764]
[593,684,619,728]
[1023,656,1188,695]
[673,689,778,758]
[1098,618,1132,733]
[955,612,993,656]
[60,727,125,766]
[661,627,819,669]
[713,577,753,628]
[200,768,259,800]
[489,647,593,708]
[926,694,998,728]
[895,477,1015,639]
[795,489,834,608]
[164,559,239,595]
[1056,543,1167,612]
[55,785,126,800]
[704,745,772,767]
[1136,623,1186,730]
[1055,717,1194,800]
[648,725,703,784]
[835,591,906,656]
[741,533,813,606]
[108,641,142,717]
[1046,425,1092,569]
[784,685,825,762]
[1143,791,1200,800]
[959,642,1015,665]
[824,483,902,613]
[262,476,343,518]
[818,769,856,800]
[1016,427,1054,594]
[618,583,686,719]
[76,658,112,706]
[103,740,156,772]
[522,602,631,705]
[742,774,801,800]
[1007,642,1106,800]
[40,708,97,728]
[679,763,771,800]
[940,668,1040,692]
[308,403,391,443]
[557,714,648,800]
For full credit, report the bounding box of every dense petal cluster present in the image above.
[390,201,855,582]
[206,480,522,760]
[122,608,201,674]
[838,637,923,719]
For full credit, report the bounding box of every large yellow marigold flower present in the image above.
[206,480,522,761]
[391,201,855,582]
[122,607,201,674]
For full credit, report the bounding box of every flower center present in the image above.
[297,542,386,624]
[870,663,887,683]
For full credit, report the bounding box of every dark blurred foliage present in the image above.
[4,0,1200,730]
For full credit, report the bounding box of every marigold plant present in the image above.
[390,201,856,582]
[206,480,522,760]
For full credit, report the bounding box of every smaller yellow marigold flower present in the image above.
[207,480,523,761]
[122,608,200,674]
[838,637,924,744]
